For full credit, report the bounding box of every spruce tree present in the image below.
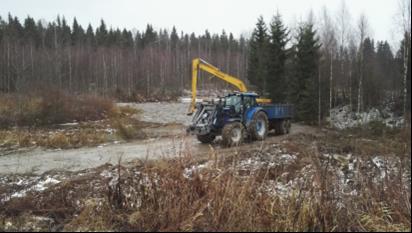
[170,26,179,50]
[60,17,71,46]
[362,38,377,109]
[96,19,108,46]
[267,13,289,102]
[290,23,320,123]
[71,18,85,46]
[247,16,269,94]
[142,24,157,48]
[85,24,95,47]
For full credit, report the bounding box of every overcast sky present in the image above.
[0,0,403,45]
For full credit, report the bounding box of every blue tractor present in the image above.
[188,92,294,146]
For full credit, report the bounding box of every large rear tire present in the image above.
[222,122,245,147]
[197,133,216,144]
[248,111,269,141]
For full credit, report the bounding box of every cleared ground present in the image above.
[0,101,317,175]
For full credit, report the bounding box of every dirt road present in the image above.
[0,102,317,175]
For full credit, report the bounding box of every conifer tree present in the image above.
[267,13,289,102]
[247,16,269,94]
[96,19,108,46]
[290,23,320,123]
[71,18,84,46]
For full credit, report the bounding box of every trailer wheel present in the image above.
[248,111,269,141]
[285,120,291,134]
[275,120,287,135]
[222,122,245,147]
[197,133,216,144]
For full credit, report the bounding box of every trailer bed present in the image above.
[261,104,294,120]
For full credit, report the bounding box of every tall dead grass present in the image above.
[104,150,410,232]
[0,128,410,232]
[0,91,115,128]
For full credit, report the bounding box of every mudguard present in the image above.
[244,107,267,127]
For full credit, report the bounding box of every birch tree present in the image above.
[319,7,337,118]
[336,0,351,105]
[357,14,369,113]
[398,0,411,115]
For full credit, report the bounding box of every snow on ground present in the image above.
[1,175,61,203]
[329,105,404,129]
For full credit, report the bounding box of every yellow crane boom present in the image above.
[188,58,271,114]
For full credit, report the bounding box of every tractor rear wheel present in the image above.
[222,122,245,147]
[248,111,269,141]
[197,133,216,144]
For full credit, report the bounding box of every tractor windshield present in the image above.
[224,95,242,112]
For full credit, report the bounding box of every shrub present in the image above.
[113,119,146,141]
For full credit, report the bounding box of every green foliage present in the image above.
[289,23,321,123]
[248,16,320,123]
[267,13,289,103]
[247,16,269,94]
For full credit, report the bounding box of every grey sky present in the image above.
[0,0,402,44]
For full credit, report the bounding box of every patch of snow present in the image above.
[59,122,79,127]
[31,177,60,192]
[104,128,116,134]
[183,162,210,179]
[179,97,203,103]
[329,105,404,129]
[279,154,297,163]
[3,176,60,201]
[372,157,385,169]
[100,170,113,178]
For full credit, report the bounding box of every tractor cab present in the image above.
[221,92,259,116]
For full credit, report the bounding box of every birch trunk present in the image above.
[403,39,409,115]
[358,49,364,113]
[329,51,333,117]
[319,63,322,127]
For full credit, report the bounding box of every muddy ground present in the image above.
[0,102,316,175]
[0,101,410,231]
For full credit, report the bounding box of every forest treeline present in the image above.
[0,0,410,123]
[248,6,410,123]
[0,14,249,99]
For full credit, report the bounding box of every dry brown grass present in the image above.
[1,134,410,232]
[0,126,110,150]
[0,91,115,129]
[0,94,150,150]
[0,125,410,232]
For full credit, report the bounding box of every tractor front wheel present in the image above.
[222,122,245,147]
